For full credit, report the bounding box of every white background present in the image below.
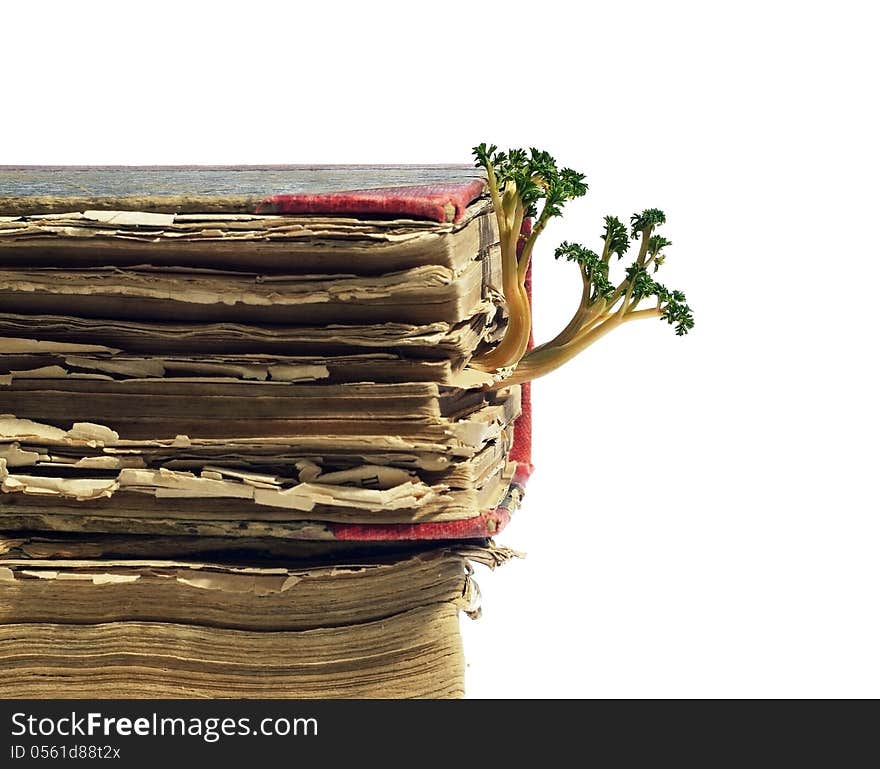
[3,1,878,698]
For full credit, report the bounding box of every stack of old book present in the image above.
[0,167,530,698]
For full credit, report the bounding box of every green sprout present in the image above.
[471,144,693,387]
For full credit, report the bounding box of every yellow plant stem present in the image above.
[492,306,662,388]
[473,192,531,370]
[484,163,503,231]
[473,268,529,369]
[517,215,548,283]
[624,307,663,321]
[508,202,525,270]
[510,279,533,363]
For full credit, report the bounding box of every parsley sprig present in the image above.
[471,144,588,370]
[471,144,693,386]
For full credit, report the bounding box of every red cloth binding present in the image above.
[329,509,511,542]
[258,179,486,223]
[327,463,529,541]
[508,223,534,481]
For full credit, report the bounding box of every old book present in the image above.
[0,176,501,326]
[0,398,519,533]
[0,308,502,363]
[0,381,495,422]
[0,204,495,269]
[0,259,498,325]
[0,543,515,698]
[0,167,532,543]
